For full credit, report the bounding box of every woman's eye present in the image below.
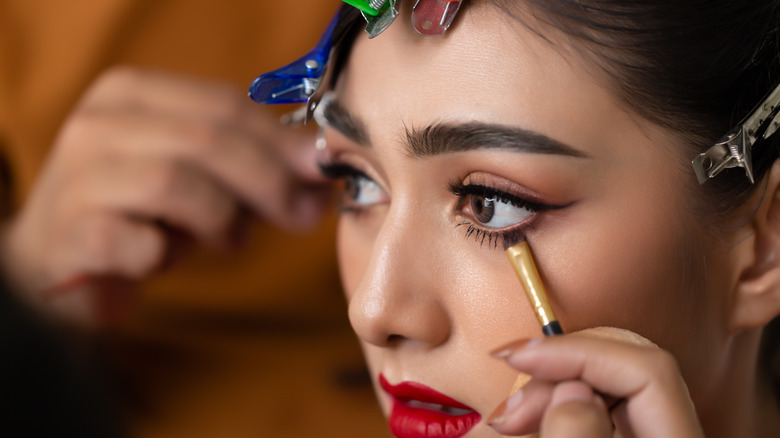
[449,183,545,231]
[319,162,389,211]
[467,193,534,228]
[449,182,556,249]
[345,174,387,207]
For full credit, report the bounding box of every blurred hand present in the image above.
[1,67,331,327]
[489,327,705,438]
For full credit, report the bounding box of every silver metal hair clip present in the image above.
[365,0,399,38]
[342,0,399,38]
[312,91,333,128]
[693,83,780,184]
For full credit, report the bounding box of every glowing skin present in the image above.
[325,3,739,437]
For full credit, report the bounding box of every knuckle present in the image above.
[207,85,246,121]
[142,163,182,204]
[645,348,682,381]
[79,66,146,114]
[172,119,225,158]
[190,121,224,150]
[57,105,126,159]
[58,108,105,146]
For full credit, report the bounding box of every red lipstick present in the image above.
[379,374,481,438]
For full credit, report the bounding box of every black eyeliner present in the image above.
[447,181,560,213]
[318,162,368,180]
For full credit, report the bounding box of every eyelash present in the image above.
[318,162,373,215]
[319,162,365,181]
[448,181,548,250]
[319,161,554,250]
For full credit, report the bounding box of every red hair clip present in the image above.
[412,0,463,36]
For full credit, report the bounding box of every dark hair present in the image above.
[332,0,780,400]
[491,1,780,214]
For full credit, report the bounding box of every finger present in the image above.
[540,381,611,438]
[78,107,328,229]
[83,67,326,183]
[494,335,703,438]
[81,67,278,131]
[489,379,554,436]
[77,156,239,245]
[47,276,138,329]
[55,212,166,281]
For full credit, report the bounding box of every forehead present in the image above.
[334,3,648,161]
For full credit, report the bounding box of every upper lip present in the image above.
[379,374,476,413]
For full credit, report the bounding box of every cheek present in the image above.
[335,205,546,415]
[336,207,392,303]
[553,228,695,334]
[538,186,723,376]
[336,215,372,302]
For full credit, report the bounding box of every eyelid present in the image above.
[318,151,378,181]
[449,176,572,249]
[318,160,390,214]
[448,183,548,213]
[460,172,550,205]
[317,139,390,189]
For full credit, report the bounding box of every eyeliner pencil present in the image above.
[506,241,564,336]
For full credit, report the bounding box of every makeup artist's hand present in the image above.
[0,67,331,327]
[489,327,705,438]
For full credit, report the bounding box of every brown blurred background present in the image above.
[0,1,387,436]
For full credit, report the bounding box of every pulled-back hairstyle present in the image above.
[331,0,780,401]
[493,0,780,215]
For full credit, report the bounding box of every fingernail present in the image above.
[490,338,541,359]
[487,399,508,425]
[487,389,524,426]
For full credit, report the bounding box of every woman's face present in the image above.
[324,4,734,437]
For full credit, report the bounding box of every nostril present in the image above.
[386,334,404,346]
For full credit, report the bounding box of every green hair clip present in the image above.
[342,0,382,17]
[342,0,398,38]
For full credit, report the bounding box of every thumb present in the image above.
[540,381,611,438]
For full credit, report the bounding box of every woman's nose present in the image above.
[347,219,451,349]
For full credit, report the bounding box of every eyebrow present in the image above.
[323,98,371,146]
[323,98,589,159]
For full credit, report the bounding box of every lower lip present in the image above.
[380,375,481,438]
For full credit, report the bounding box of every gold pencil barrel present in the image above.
[506,241,561,334]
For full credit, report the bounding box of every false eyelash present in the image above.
[449,180,555,250]
[447,180,547,212]
[317,162,372,216]
[318,162,368,180]
[456,221,536,250]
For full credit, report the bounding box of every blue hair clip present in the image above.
[248,13,339,123]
